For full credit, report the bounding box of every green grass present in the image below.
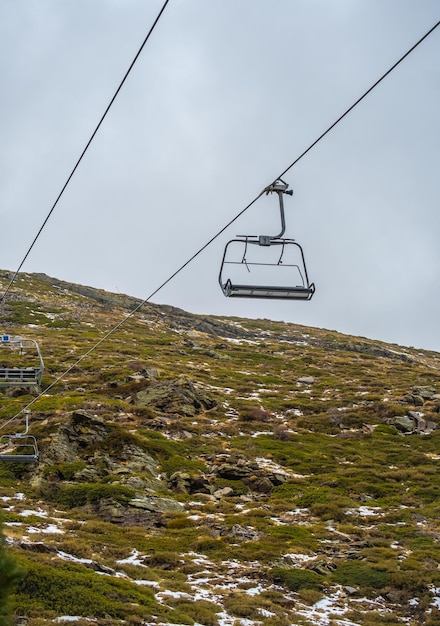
[1,271,440,625]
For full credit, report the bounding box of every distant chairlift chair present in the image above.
[219,179,315,300]
[0,335,44,387]
[0,412,39,463]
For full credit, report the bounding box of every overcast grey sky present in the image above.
[1,0,439,351]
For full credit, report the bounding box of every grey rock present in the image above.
[216,463,250,481]
[125,476,148,490]
[412,386,437,400]
[130,496,184,513]
[134,376,216,416]
[229,524,260,541]
[19,541,56,554]
[298,376,315,384]
[411,395,425,406]
[126,374,146,383]
[393,416,415,433]
[213,487,234,499]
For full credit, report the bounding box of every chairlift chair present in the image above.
[0,335,44,387]
[0,413,39,463]
[219,180,315,300]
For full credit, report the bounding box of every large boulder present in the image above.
[134,376,216,416]
[44,410,109,463]
[412,386,437,400]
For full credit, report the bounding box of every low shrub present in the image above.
[269,525,317,550]
[0,528,24,624]
[214,477,249,495]
[161,455,207,477]
[143,552,182,570]
[331,561,388,590]
[238,406,272,423]
[222,593,261,619]
[43,461,87,481]
[310,502,347,522]
[169,600,220,626]
[272,567,323,591]
[13,557,157,618]
[50,483,134,508]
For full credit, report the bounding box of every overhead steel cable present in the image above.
[0,192,265,429]
[1,18,438,430]
[0,0,171,305]
[275,18,440,183]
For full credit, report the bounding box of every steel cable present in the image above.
[0,0,171,304]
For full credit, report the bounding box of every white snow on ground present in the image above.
[225,338,260,345]
[281,552,317,566]
[156,590,193,602]
[254,457,290,475]
[133,580,160,588]
[431,587,440,608]
[294,588,392,626]
[173,554,394,626]
[19,508,48,518]
[346,505,382,517]
[426,453,440,460]
[270,507,312,526]
[57,551,93,565]
[27,524,64,534]
[281,339,309,346]
[54,618,95,623]
[116,549,146,566]
[287,407,303,416]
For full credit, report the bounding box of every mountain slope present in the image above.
[1,270,440,626]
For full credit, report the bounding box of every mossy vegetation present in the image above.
[12,555,159,619]
[1,271,440,625]
[48,483,135,508]
[272,566,323,591]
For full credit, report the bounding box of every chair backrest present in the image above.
[219,238,315,300]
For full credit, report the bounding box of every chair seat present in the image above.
[224,282,315,300]
[0,454,38,463]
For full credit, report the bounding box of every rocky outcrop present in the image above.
[133,376,216,416]
[166,453,290,496]
[401,386,438,406]
[209,454,288,490]
[386,410,437,434]
[42,410,110,464]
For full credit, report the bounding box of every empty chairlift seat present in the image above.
[0,414,39,463]
[219,238,315,300]
[0,335,44,387]
[219,179,315,301]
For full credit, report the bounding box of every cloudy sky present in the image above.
[1,0,439,351]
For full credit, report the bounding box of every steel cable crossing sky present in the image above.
[0,0,172,304]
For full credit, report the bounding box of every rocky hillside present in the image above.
[1,269,440,626]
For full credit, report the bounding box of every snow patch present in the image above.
[19,508,48,518]
[27,524,64,534]
[117,549,145,567]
